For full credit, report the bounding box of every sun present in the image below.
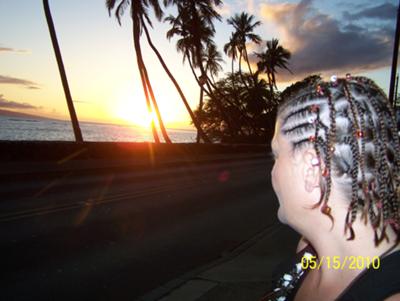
[113,90,157,129]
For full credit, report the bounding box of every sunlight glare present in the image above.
[113,86,157,129]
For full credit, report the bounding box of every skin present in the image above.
[270,118,400,301]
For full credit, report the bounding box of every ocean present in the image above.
[0,116,197,143]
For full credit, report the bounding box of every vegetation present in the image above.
[256,38,292,99]
[165,0,230,142]
[104,1,293,144]
[226,12,262,86]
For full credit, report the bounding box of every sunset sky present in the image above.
[0,0,398,130]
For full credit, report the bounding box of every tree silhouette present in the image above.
[226,12,261,86]
[106,0,171,143]
[195,71,279,143]
[223,33,240,89]
[43,0,83,142]
[203,42,223,85]
[140,17,210,143]
[256,38,292,99]
[165,0,238,138]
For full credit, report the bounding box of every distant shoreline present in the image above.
[0,109,196,132]
[0,109,57,121]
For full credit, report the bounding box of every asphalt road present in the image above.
[1,155,278,301]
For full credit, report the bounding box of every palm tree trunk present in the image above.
[196,87,204,143]
[132,19,160,143]
[238,52,249,90]
[140,58,172,143]
[210,73,217,86]
[267,70,275,103]
[142,20,210,143]
[43,0,83,142]
[134,26,171,143]
[243,46,254,77]
[187,54,202,84]
[244,46,256,87]
[231,58,236,90]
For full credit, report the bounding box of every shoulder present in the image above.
[384,293,400,301]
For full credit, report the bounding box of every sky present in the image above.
[0,0,398,130]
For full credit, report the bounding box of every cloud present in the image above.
[228,0,256,16]
[0,94,40,110]
[257,0,394,82]
[0,47,14,52]
[0,75,40,89]
[343,3,396,21]
[0,46,29,54]
[247,0,255,14]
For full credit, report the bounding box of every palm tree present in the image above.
[227,13,261,81]
[165,7,216,142]
[194,42,223,142]
[165,0,238,138]
[140,17,210,143]
[106,0,171,143]
[203,42,223,85]
[255,38,292,97]
[43,0,83,142]
[164,3,215,83]
[223,33,240,88]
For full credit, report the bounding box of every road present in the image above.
[0,154,278,300]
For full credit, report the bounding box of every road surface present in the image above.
[1,154,279,300]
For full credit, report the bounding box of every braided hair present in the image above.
[278,75,400,246]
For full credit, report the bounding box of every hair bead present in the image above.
[311,158,320,166]
[316,85,324,96]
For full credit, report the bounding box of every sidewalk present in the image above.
[139,223,299,301]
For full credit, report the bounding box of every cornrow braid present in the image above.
[342,81,370,240]
[277,75,400,246]
[368,93,395,244]
[321,83,336,224]
[365,106,381,240]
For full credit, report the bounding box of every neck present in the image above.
[303,205,400,286]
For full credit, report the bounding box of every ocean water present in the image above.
[0,116,197,143]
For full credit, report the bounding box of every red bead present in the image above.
[309,104,319,112]
[316,85,324,96]
[356,130,364,138]
[322,168,329,177]
[309,135,316,142]
[322,205,331,215]
[369,181,376,190]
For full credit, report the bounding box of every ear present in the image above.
[302,149,322,192]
